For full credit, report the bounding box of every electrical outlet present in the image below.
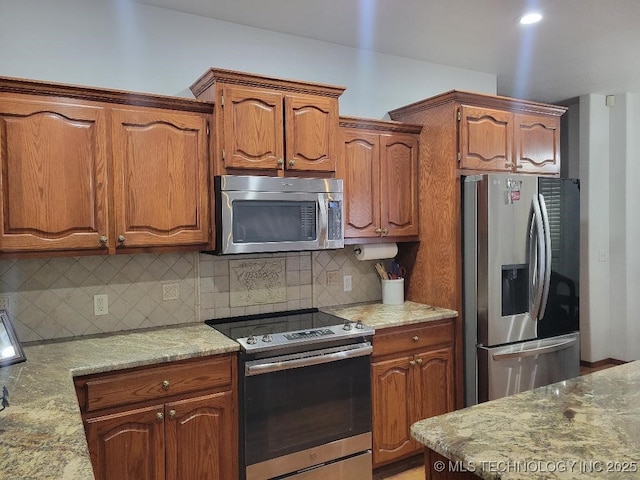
[326,271,340,286]
[343,275,352,292]
[94,294,108,316]
[0,295,9,311]
[162,283,180,301]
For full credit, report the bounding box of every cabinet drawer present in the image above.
[373,321,454,358]
[80,355,232,412]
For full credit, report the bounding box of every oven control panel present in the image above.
[284,329,334,340]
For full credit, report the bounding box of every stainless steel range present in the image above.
[207,309,374,480]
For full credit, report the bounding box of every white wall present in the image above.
[0,0,496,118]
[576,93,640,363]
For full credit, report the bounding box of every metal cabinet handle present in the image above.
[516,164,524,169]
[156,412,164,421]
[169,409,176,418]
[375,228,382,235]
[288,160,295,167]
[162,380,170,390]
[382,228,389,235]
[117,235,125,243]
[277,159,284,166]
[99,236,108,245]
[416,358,423,365]
[505,162,514,169]
[412,336,419,342]
[409,360,416,366]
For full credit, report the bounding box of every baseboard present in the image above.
[580,358,626,368]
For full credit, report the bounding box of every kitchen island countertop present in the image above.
[324,301,458,329]
[412,360,640,479]
[0,323,239,479]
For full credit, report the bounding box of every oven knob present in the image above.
[247,335,257,345]
[355,320,364,329]
[342,320,352,331]
[262,334,273,343]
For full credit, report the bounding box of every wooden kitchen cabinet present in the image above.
[110,107,210,250]
[0,76,214,256]
[0,94,109,252]
[371,320,455,468]
[75,354,238,480]
[338,117,421,242]
[389,91,565,409]
[190,68,345,176]
[459,101,561,175]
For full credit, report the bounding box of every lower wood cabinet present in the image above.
[75,354,237,480]
[371,320,455,468]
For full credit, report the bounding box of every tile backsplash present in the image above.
[0,247,384,343]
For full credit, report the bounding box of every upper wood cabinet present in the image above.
[0,95,109,252]
[110,107,210,250]
[190,68,344,176]
[0,77,214,256]
[459,99,562,175]
[338,117,421,242]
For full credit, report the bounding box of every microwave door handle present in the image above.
[529,195,545,321]
[318,194,328,247]
[538,193,553,319]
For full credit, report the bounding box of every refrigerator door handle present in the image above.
[529,195,546,321]
[491,338,577,361]
[538,193,553,319]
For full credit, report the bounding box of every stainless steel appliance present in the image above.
[214,175,344,254]
[207,309,374,480]
[463,174,580,405]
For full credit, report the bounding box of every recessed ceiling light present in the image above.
[520,12,543,24]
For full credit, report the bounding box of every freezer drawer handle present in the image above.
[491,338,577,361]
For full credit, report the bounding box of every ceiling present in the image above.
[133,0,640,104]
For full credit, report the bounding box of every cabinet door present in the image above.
[85,405,165,480]
[285,94,338,172]
[380,133,419,237]
[0,96,109,252]
[222,85,284,170]
[459,106,513,172]
[514,113,561,175]
[165,390,237,480]
[111,108,210,249]
[371,356,416,467]
[340,130,381,238]
[414,347,455,421]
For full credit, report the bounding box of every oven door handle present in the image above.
[245,342,372,376]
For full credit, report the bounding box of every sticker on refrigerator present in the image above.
[505,178,522,204]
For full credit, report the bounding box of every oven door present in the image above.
[242,343,372,480]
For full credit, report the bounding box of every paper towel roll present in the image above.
[354,243,398,261]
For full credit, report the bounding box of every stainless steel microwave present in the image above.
[214,175,344,254]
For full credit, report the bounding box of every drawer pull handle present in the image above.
[288,159,296,167]
[416,358,423,365]
[277,158,284,166]
[375,228,382,235]
[118,235,126,243]
[99,235,108,245]
[156,412,164,421]
[169,409,176,418]
[409,360,416,366]
[162,380,170,390]
[412,336,419,342]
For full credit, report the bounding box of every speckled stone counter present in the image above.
[324,301,458,330]
[412,361,640,479]
[0,324,239,480]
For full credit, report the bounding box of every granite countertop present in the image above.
[0,324,239,480]
[412,361,640,479]
[324,301,458,330]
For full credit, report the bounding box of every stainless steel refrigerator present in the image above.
[463,174,580,405]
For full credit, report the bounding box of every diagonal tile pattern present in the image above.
[0,248,384,343]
